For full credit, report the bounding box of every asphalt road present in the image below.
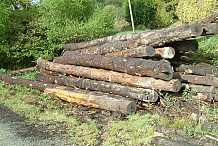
[0,104,73,146]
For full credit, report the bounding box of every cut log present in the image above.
[180,74,218,87]
[35,73,159,102]
[8,67,37,76]
[63,40,139,55]
[202,23,218,35]
[105,46,155,58]
[139,23,203,46]
[199,12,218,24]
[0,73,136,114]
[53,54,174,80]
[154,47,175,59]
[64,33,142,51]
[37,59,181,92]
[164,40,199,53]
[177,64,218,76]
[151,136,195,146]
[191,93,217,102]
[182,83,216,94]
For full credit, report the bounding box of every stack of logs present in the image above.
[1,13,218,114]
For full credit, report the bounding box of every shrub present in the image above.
[176,0,218,23]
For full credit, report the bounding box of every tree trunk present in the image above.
[199,12,218,24]
[202,23,218,35]
[180,74,218,87]
[177,64,218,76]
[139,23,203,46]
[191,93,217,102]
[37,59,181,92]
[154,47,175,59]
[63,40,139,55]
[0,73,136,114]
[151,136,195,146]
[35,73,159,102]
[8,67,37,76]
[164,39,199,53]
[182,83,216,94]
[53,54,173,80]
[105,46,155,58]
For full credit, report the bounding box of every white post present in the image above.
[128,0,135,32]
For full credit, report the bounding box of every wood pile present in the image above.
[1,13,218,114]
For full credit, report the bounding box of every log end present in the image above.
[125,101,137,114]
[171,79,182,93]
[162,47,175,59]
[147,90,159,102]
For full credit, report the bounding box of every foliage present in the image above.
[176,0,218,23]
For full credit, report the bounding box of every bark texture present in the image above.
[53,54,173,80]
[8,67,37,76]
[35,73,159,102]
[202,23,218,35]
[37,59,181,92]
[154,47,175,59]
[105,46,155,58]
[182,83,216,94]
[191,93,217,102]
[0,73,136,114]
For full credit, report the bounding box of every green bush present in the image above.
[176,0,218,23]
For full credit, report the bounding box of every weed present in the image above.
[182,89,191,102]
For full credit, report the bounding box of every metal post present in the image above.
[128,0,135,32]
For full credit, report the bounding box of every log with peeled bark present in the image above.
[191,93,217,102]
[177,63,218,76]
[0,73,136,114]
[63,40,139,55]
[182,83,216,94]
[202,23,218,35]
[104,46,155,58]
[139,23,203,46]
[164,39,199,53]
[37,59,181,92]
[35,73,159,102]
[53,54,174,80]
[154,47,175,59]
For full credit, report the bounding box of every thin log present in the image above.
[191,93,217,102]
[182,83,216,94]
[202,23,218,35]
[8,67,37,76]
[0,73,136,114]
[139,23,203,46]
[35,73,159,102]
[177,64,218,76]
[164,39,199,53]
[151,136,196,146]
[63,40,139,55]
[37,59,181,92]
[53,54,174,80]
[180,74,218,87]
[154,47,175,59]
[104,46,155,58]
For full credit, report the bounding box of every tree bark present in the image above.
[202,23,218,35]
[180,74,218,87]
[8,67,37,76]
[177,63,218,76]
[199,12,218,24]
[35,73,159,102]
[0,73,136,114]
[182,83,216,94]
[37,59,181,92]
[191,93,217,102]
[105,46,155,58]
[164,39,199,53]
[154,47,175,59]
[53,54,174,80]
[63,40,139,55]
[139,23,203,46]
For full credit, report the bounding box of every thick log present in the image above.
[104,46,155,58]
[182,83,216,94]
[0,73,136,114]
[177,63,218,76]
[180,74,218,87]
[35,73,159,102]
[202,23,218,35]
[139,23,203,46]
[151,136,195,146]
[37,59,181,92]
[191,93,217,102]
[165,39,199,53]
[64,33,142,51]
[154,47,175,59]
[63,40,139,55]
[53,54,173,80]
[8,67,37,76]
